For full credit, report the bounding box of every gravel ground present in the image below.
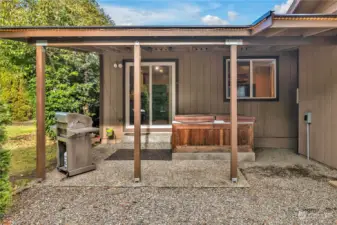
[4,148,337,225]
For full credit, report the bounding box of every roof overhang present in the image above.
[0,12,336,51]
[251,13,337,39]
[0,26,251,39]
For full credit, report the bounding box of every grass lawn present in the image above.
[6,125,36,138]
[3,125,56,191]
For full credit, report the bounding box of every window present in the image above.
[225,58,277,100]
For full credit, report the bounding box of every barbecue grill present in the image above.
[55,112,99,176]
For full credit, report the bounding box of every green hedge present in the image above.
[0,101,11,218]
[0,149,11,219]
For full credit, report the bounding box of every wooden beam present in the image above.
[141,42,227,46]
[63,47,93,53]
[133,42,141,182]
[302,28,335,37]
[266,28,287,37]
[252,17,273,35]
[0,29,250,38]
[107,46,121,53]
[36,45,46,180]
[37,37,337,47]
[230,45,238,182]
[91,46,106,53]
[46,42,227,47]
[141,46,152,52]
[99,54,104,143]
[270,46,298,52]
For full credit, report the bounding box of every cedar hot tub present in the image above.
[171,114,255,153]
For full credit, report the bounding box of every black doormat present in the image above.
[105,149,172,161]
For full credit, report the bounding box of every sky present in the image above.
[97,0,294,26]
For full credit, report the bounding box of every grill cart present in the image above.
[55,112,99,177]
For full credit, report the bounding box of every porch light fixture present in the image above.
[113,62,123,69]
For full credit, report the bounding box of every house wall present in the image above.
[299,46,337,169]
[101,50,298,148]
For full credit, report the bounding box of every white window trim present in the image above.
[125,61,176,129]
[225,58,277,100]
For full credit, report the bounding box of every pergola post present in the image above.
[134,41,141,182]
[36,45,46,180]
[230,45,238,182]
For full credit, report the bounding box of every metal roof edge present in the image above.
[0,25,250,30]
[251,11,274,26]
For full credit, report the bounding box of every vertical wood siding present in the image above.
[102,50,298,147]
[299,46,337,169]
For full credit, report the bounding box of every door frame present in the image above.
[125,61,176,129]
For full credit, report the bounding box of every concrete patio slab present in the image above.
[43,160,249,188]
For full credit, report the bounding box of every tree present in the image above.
[0,0,113,215]
[0,0,113,134]
[0,70,33,121]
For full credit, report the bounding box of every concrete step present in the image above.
[122,133,171,144]
[172,152,255,162]
[119,142,172,150]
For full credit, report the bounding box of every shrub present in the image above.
[0,101,11,218]
[0,150,11,219]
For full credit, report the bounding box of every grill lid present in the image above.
[55,112,93,129]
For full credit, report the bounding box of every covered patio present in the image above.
[5,147,337,224]
[1,11,337,183]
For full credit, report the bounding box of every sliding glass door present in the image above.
[125,62,176,128]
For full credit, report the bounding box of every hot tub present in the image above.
[172,114,255,153]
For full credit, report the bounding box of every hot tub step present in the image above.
[172,152,255,161]
[119,142,172,150]
[173,145,252,153]
[123,133,171,144]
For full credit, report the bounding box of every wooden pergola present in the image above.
[1,12,337,182]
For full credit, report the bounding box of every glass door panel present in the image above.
[126,62,175,128]
[151,65,172,125]
[129,66,150,125]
